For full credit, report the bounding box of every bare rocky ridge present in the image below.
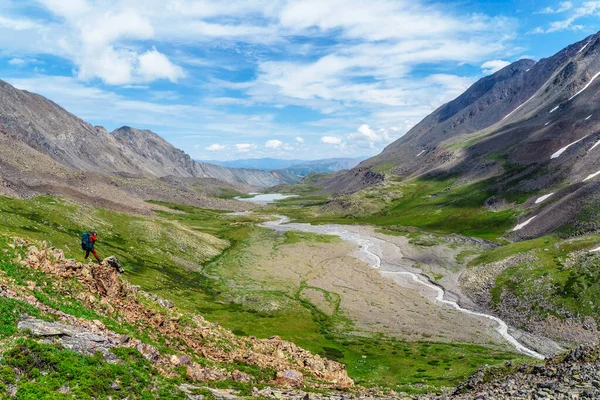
[326,32,600,239]
[0,133,254,213]
[0,79,299,189]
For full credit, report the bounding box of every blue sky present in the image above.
[1,0,599,161]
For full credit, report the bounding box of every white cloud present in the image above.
[265,139,283,149]
[321,136,343,145]
[347,124,395,148]
[481,60,511,74]
[20,3,185,85]
[235,143,257,152]
[138,48,186,83]
[295,137,304,143]
[537,2,573,14]
[8,58,26,66]
[206,144,226,151]
[532,1,600,33]
[36,0,90,18]
[0,15,42,31]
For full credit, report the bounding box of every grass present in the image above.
[468,233,600,323]
[0,194,526,392]
[0,339,187,399]
[0,296,50,339]
[282,231,341,245]
[267,177,519,240]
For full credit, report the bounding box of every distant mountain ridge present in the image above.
[205,157,367,176]
[0,80,298,188]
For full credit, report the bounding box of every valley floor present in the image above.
[0,194,526,394]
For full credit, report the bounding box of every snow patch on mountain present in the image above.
[503,95,536,121]
[513,216,536,232]
[583,170,600,182]
[535,193,555,204]
[551,135,589,159]
[569,71,600,101]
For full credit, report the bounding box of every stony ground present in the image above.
[446,345,600,400]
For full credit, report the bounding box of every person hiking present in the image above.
[81,231,101,263]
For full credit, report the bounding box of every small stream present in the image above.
[261,216,545,360]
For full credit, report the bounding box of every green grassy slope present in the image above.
[468,234,600,325]
[268,176,520,240]
[0,195,522,393]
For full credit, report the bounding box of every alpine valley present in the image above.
[0,30,600,400]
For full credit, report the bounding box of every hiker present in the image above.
[81,231,101,263]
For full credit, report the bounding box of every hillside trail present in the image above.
[261,216,548,360]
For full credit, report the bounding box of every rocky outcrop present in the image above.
[450,345,600,399]
[273,370,304,387]
[16,241,354,389]
[18,316,121,362]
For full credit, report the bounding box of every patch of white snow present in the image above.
[535,193,555,204]
[584,170,600,182]
[545,121,551,126]
[416,150,426,157]
[550,135,589,159]
[569,71,600,101]
[589,140,600,152]
[579,42,590,53]
[513,216,537,232]
[503,95,536,121]
[550,106,560,113]
[590,246,600,253]
[586,115,593,120]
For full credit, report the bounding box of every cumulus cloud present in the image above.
[206,144,226,151]
[347,124,394,148]
[295,137,304,143]
[481,60,511,74]
[138,48,186,82]
[25,3,185,85]
[265,139,283,149]
[235,143,257,152]
[321,136,343,145]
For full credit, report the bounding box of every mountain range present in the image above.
[0,79,298,187]
[0,79,304,212]
[324,31,600,240]
[205,157,367,176]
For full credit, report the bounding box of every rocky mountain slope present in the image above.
[0,79,298,188]
[325,32,600,240]
[0,131,254,213]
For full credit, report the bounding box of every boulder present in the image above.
[102,256,124,274]
[18,316,120,363]
[170,354,193,367]
[135,343,160,362]
[273,370,304,387]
